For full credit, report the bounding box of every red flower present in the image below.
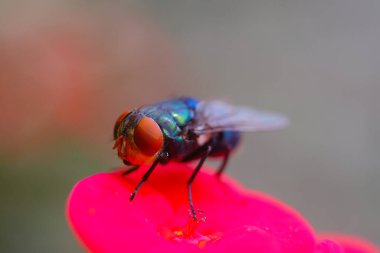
[67,164,379,253]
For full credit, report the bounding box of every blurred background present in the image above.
[0,1,379,252]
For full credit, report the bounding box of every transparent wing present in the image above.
[190,100,289,134]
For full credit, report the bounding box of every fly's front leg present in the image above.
[122,165,139,176]
[129,153,166,202]
[187,145,212,219]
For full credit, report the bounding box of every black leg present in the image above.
[122,165,139,176]
[215,151,230,178]
[129,156,161,202]
[187,145,212,219]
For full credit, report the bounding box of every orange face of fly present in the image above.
[113,112,164,165]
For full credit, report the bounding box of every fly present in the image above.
[113,97,288,219]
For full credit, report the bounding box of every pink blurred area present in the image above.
[0,6,182,156]
[67,164,316,253]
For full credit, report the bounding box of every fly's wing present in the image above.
[190,100,289,134]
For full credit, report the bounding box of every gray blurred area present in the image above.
[0,0,379,252]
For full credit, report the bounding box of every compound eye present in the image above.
[113,111,129,139]
[134,116,164,156]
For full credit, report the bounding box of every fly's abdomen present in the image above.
[209,131,241,157]
[181,131,240,162]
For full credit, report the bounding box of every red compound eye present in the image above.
[134,116,164,156]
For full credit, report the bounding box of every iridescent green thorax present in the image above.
[141,98,196,138]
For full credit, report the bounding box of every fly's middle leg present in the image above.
[187,145,212,220]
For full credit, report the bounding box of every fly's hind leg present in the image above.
[187,145,212,220]
[215,151,230,178]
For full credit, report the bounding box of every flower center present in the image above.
[158,218,222,249]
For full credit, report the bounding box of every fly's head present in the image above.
[113,111,164,165]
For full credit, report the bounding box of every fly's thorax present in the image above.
[113,111,164,165]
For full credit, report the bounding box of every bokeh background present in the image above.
[1,1,379,252]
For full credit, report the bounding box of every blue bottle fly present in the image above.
[113,97,288,219]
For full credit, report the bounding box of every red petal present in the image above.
[67,163,317,252]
